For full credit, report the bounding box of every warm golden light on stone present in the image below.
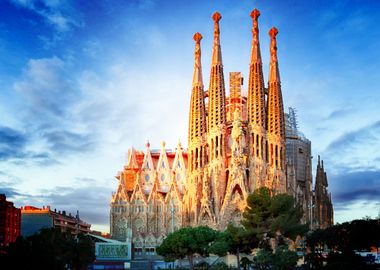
[212,12,222,23]
[250,8,260,20]
[193,32,202,43]
[109,8,333,250]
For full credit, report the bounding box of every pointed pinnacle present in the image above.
[192,32,203,86]
[250,8,262,63]
[212,12,222,23]
[251,9,260,37]
[268,27,280,82]
[193,32,202,43]
[269,27,279,62]
[250,8,260,20]
[269,27,279,39]
[211,12,222,65]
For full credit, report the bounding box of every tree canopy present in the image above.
[156,226,218,270]
[242,187,308,245]
[210,223,256,270]
[307,218,380,252]
[256,245,298,270]
[209,188,307,270]
[306,218,380,269]
[157,188,308,270]
[240,187,307,270]
[0,228,95,270]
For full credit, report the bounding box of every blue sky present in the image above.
[0,0,379,231]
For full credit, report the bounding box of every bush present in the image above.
[210,262,229,270]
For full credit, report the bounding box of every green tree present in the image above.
[210,262,229,270]
[240,256,253,270]
[307,218,380,253]
[256,248,272,270]
[1,228,95,270]
[306,218,380,269]
[210,224,257,270]
[256,245,298,270]
[241,187,306,270]
[242,187,307,246]
[156,226,218,270]
[69,234,96,270]
[324,251,366,270]
[272,245,298,270]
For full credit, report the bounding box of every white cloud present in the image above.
[334,200,380,224]
[9,0,80,32]
[44,11,72,31]
[14,56,71,119]
[322,121,380,173]
[73,61,188,150]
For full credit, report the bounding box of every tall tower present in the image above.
[207,12,227,220]
[247,9,267,192]
[187,32,207,224]
[314,156,334,229]
[267,27,286,192]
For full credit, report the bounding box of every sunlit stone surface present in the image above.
[110,9,333,250]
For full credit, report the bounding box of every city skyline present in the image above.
[0,0,379,231]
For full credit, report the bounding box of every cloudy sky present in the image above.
[0,0,379,232]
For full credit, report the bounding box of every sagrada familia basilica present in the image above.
[110,9,333,251]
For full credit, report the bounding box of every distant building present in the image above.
[285,108,334,229]
[88,233,132,270]
[285,107,313,224]
[21,205,91,236]
[313,156,334,229]
[90,229,111,239]
[0,194,21,247]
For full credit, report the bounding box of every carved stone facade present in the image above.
[110,9,333,250]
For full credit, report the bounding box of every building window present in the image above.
[134,248,143,256]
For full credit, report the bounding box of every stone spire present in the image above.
[268,27,281,83]
[250,9,262,65]
[248,8,266,129]
[208,11,226,132]
[206,12,227,221]
[246,9,267,192]
[188,32,207,172]
[267,27,284,138]
[211,12,223,65]
[314,156,334,229]
[267,27,286,192]
[192,32,203,87]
